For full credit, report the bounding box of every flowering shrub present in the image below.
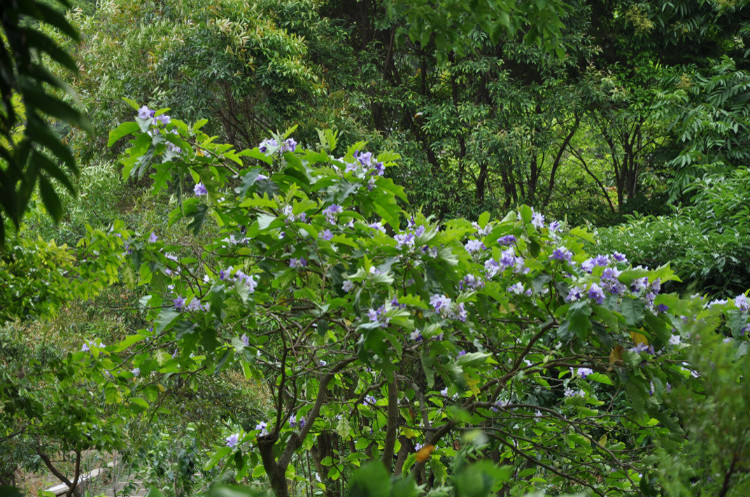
[105,103,750,497]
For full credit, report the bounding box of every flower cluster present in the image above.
[430,294,467,322]
[564,387,585,398]
[323,204,342,224]
[497,234,517,246]
[81,338,105,352]
[576,367,593,378]
[289,258,307,268]
[226,433,240,448]
[550,246,573,262]
[259,138,278,153]
[395,223,426,250]
[282,205,307,224]
[255,421,269,436]
[341,150,385,179]
[508,282,532,296]
[460,274,484,290]
[485,247,528,277]
[367,306,390,327]
[289,413,305,429]
[531,209,545,229]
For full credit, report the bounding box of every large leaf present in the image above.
[108,122,140,147]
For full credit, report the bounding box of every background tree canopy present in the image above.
[1,1,750,496]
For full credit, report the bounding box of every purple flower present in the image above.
[550,247,573,262]
[235,271,258,292]
[508,282,525,294]
[656,303,669,313]
[148,232,158,243]
[226,433,240,448]
[241,334,249,346]
[410,330,423,342]
[186,298,203,312]
[367,306,390,327]
[81,342,90,352]
[484,259,500,278]
[342,280,355,292]
[629,342,653,354]
[356,151,373,167]
[600,267,621,282]
[588,284,605,304]
[258,138,278,153]
[549,220,562,232]
[290,413,305,428]
[631,277,649,292]
[363,395,376,406]
[566,286,584,302]
[457,302,467,322]
[282,138,297,152]
[395,233,415,249]
[457,350,466,357]
[472,222,491,237]
[156,114,171,125]
[531,210,545,229]
[669,334,681,345]
[491,399,510,412]
[194,182,207,196]
[131,368,140,377]
[289,258,307,268]
[460,274,484,290]
[594,255,610,266]
[255,421,268,436]
[465,239,486,253]
[219,266,233,280]
[577,367,593,378]
[499,247,516,269]
[173,296,186,310]
[414,443,424,452]
[612,252,628,263]
[430,294,451,312]
[137,106,151,119]
[564,387,585,398]
[497,235,517,246]
[373,162,385,176]
[319,229,334,241]
[323,204,342,224]
[735,294,749,312]
[368,221,386,233]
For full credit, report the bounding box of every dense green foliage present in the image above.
[2,1,750,497]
